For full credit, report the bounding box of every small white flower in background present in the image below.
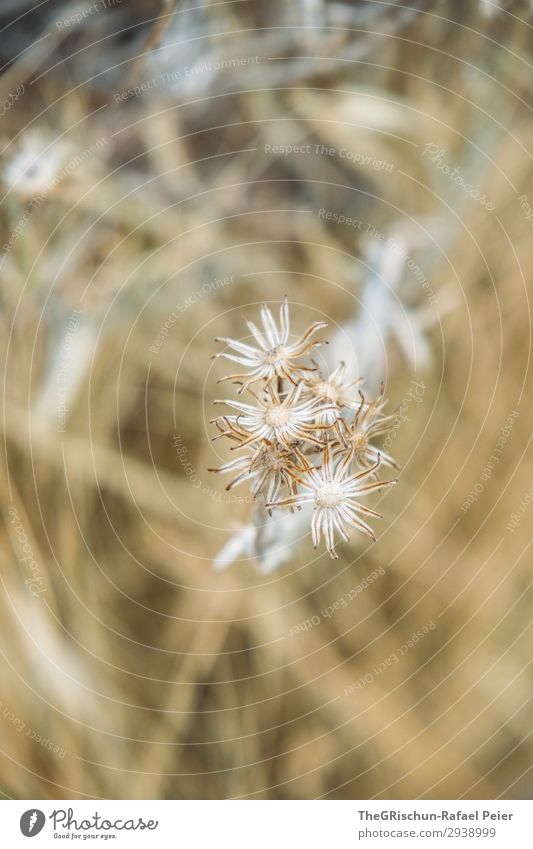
[2,131,71,198]
[210,299,398,564]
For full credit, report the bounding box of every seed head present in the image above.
[267,443,397,559]
[209,299,400,561]
[214,296,327,392]
[338,385,400,472]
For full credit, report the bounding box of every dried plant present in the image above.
[338,386,401,473]
[3,0,530,804]
[210,300,398,560]
[213,297,327,392]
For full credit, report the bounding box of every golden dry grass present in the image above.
[0,0,532,799]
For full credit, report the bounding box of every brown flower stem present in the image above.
[252,494,271,559]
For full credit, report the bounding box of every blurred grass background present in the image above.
[0,0,532,799]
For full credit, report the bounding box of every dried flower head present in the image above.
[338,386,399,471]
[214,296,327,392]
[302,360,363,427]
[267,445,396,558]
[210,298,399,560]
[213,381,332,449]
[208,439,297,507]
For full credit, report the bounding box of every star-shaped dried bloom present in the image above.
[338,386,399,471]
[208,439,297,506]
[3,130,72,198]
[267,443,397,558]
[213,382,333,449]
[303,361,363,426]
[214,296,327,392]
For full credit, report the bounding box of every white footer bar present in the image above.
[2,800,531,847]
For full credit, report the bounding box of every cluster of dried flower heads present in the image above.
[209,298,399,559]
